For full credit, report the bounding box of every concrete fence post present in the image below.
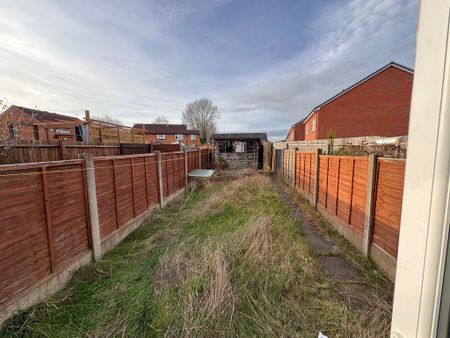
[155,151,165,207]
[362,153,378,257]
[313,149,322,208]
[184,149,189,190]
[81,153,102,261]
[198,149,202,169]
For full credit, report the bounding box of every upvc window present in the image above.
[157,134,165,140]
[190,134,197,140]
[312,119,316,132]
[175,134,184,141]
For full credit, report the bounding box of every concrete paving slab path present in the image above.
[273,178,378,311]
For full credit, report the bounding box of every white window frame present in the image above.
[175,134,184,141]
[312,118,316,132]
[156,134,165,140]
[190,134,197,141]
[306,124,309,135]
[391,1,450,336]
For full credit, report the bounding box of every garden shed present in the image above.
[213,133,267,169]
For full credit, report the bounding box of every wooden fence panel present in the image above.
[0,151,194,317]
[372,159,405,258]
[115,158,134,226]
[326,157,339,215]
[318,156,329,207]
[186,150,198,183]
[161,153,169,197]
[349,158,368,234]
[294,152,316,199]
[153,144,180,153]
[47,162,90,269]
[132,157,148,217]
[336,158,353,223]
[0,166,51,308]
[95,159,118,238]
[201,149,209,168]
[145,155,159,207]
[66,145,120,158]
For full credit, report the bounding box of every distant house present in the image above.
[0,105,85,142]
[286,118,305,142]
[133,123,200,145]
[288,62,414,141]
[213,133,268,169]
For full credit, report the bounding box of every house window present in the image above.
[312,118,316,132]
[157,134,165,140]
[306,125,309,135]
[175,134,184,141]
[8,124,17,140]
[33,125,39,140]
[55,128,70,135]
[190,134,197,141]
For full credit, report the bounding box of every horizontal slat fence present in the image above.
[0,142,183,164]
[0,149,210,324]
[277,149,406,280]
[153,144,181,153]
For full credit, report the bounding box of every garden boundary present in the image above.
[275,149,405,280]
[0,148,210,325]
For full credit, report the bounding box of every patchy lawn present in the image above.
[1,173,391,337]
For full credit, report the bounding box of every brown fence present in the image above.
[0,142,182,164]
[276,149,405,280]
[86,118,146,144]
[153,144,181,153]
[372,158,405,258]
[0,149,211,324]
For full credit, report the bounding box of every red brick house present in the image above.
[133,123,200,145]
[289,62,414,141]
[0,105,85,142]
[286,118,305,141]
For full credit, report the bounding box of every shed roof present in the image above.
[213,133,268,141]
[12,105,82,123]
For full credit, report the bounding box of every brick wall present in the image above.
[315,66,413,140]
[0,106,79,141]
[286,123,305,141]
[304,112,319,141]
[144,133,200,145]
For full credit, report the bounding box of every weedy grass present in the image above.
[1,173,391,337]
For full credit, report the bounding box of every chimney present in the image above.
[85,110,90,120]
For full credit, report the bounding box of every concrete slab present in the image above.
[317,256,360,281]
[304,234,339,255]
[272,177,382,312]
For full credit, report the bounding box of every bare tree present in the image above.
[182,98,220,143]
[153,116,169,124]
[0,97,8,112]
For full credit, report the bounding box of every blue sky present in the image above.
[0,0,418,140]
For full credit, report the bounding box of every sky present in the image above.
[0,0,418,140]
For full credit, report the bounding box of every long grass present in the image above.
[1,173,391,337]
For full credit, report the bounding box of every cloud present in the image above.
[213,0,417,139]
[0,0,418,140]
